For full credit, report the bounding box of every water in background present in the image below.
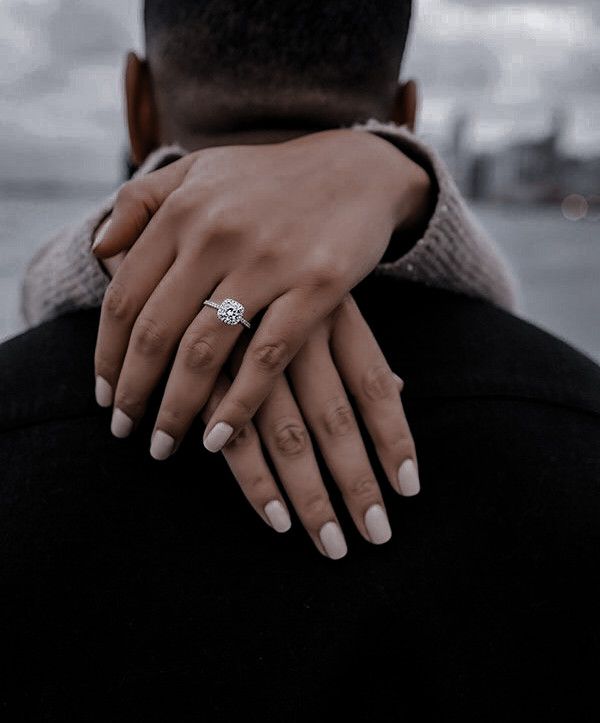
[1,191,598,362]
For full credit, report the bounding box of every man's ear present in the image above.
[389,79,419,132]
[124,51,161,167]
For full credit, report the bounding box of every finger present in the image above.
[287,327,393,546]
[330,295,420,497]
[255,374,349,559]
[94,237,178,410]
[109,259,223,439]
[150,274,274,451]
[181,369,293,534]
[101,251,126,277]
[92,154,196,258]
[229,335,348,559]
[203,280,342,453]
[94,178,237,410]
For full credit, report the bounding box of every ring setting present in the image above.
[203,297,252,329]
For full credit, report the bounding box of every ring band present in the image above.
[203,297,252,329]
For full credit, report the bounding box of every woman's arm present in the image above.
[19,145,187,328]
[20,193,113,328]
[19,125,518,328]
[351,118,519,311]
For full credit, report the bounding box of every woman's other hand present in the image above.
[101,230,420,559]
[204,293,419,560]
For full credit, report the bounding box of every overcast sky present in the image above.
[0,0,598,183]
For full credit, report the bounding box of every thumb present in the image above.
[92,153,197,259]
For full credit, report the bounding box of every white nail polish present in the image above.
[95,375,113,407]
[264,500,292,533]
[397,459,420,496]
[111,408,134,438]
[203,421,233,452]
[92,218,111,250]
[150,430,175,460]
[319,521,348,560]
[364,503,392,544]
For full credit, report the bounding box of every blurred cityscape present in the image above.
[439,109,600,207]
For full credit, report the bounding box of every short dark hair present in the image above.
[144,0,413,131]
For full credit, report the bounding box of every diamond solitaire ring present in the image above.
[203,297,252,329]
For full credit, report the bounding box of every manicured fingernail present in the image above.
[203,421,233,452]
[319,521,348,560]
[397,459,420,496]
[95,375,113,407]
[150,430,175,460]
[264,500,292,533]
[92,218,110,251]
[111,408,133,438]
[364,503,392,544]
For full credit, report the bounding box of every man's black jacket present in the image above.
[1,276,599,721]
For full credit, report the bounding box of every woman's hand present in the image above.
[205,293,419,559]
[101,235,420,558]
[92,129,431,459]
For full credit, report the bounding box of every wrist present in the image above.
[385,144,436,236]
[382,160,436,264]
[394,156,435,237]
[362,129,437,234]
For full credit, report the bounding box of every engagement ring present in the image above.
[203,297,252,329]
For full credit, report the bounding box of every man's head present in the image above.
[126,0,417,164]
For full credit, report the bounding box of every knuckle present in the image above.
[384,434,416,460]
[113,389,143,418]
[156,406,186,435]
[252,241,278,266]
[311,258,345,290]
[361,364,397,401]
[244,473,273,496]
[346,473,378,500]
[230,395,256,418]
[253,339,289,375]
[301,491,330,520]
[115,181,138,207]
[181,333,217,372]
[203,200,238,239]
[115,180,156,227]
[225,423,254,450]
[271,417,309,457]
[320,396,356,437]
[132,317,169,357]
[185,235,209,262]
[103,280,134,323]
[163,188,192,220]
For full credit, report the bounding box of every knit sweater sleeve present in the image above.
[19,144,188,328]
[20,128,519,328]
[350,118,519,311]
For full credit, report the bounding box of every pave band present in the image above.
[203,297,252,329]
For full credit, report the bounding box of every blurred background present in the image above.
[1,0,598,359]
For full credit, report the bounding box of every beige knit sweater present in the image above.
[20,119,519,327]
